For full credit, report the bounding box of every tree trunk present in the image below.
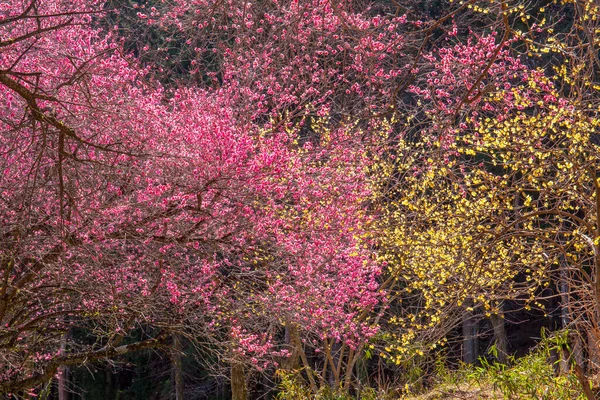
[572,332,585,373]
[231,363,248,400]
[574,361,595,400]
[172,335,185,400]
[558,256,571,374]
[58,332,69,400]
[328,341,341,387]
[490,309,508,363]
[462,305,478,364]
[588,328,600,374]
[283,325,300,371]
[105,367,114,400]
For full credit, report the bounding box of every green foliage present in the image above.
[275,370,314,400]
[469,330,586,400]
[357,387,398,400]
[275,369,398,400]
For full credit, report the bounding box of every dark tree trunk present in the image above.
[172,335,185,400]
[105,367,114,400]
[328,341,341,387]
[462,305,478,364]
[490,307,508,363]
[558,256,571,374]
[58,332,69,400]
[283,325,300,371]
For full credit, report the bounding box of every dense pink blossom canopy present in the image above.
[0,0,383,388]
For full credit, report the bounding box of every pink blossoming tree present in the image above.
[0,0,382,395]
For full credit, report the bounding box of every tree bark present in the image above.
[573,361,595,400]
[172,335,184,400]
[462,305,478,364]
[105,367,114,400]
[588,328,600,374]
[558,255,571,374]
[490,310,508,364]
[58,332,69,400]
[283,325,300,371]
[571,332,585,373]
[231,362,248,400]
[328,341,342,387]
